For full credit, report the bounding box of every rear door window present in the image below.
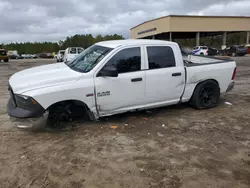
[69,48,77,54]
[147,46,176,69]
[77,48,83,54]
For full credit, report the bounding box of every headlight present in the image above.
[15,94,39,110]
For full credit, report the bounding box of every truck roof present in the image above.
[96,39,176,48]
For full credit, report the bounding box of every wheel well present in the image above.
[47,100,89,110]
[191,79,220,100]
[195,79,219,89]
[46,100,91,119]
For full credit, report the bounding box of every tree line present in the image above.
[1,32,248,54]
[1,34,124,54]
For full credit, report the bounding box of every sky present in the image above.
[0,0,250,43]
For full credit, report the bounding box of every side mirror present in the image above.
[97,67,118,77]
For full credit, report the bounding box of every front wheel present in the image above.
[4,59,9,62]
[190,80,220,109]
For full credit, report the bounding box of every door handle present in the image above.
[131,78,143,82]
[172,72,182,77]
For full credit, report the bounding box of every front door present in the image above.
[94,46,146,116]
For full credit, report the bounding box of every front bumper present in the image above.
[7,95,48,130]
[10,111,49,129]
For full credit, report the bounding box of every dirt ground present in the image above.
[0,57,249,188]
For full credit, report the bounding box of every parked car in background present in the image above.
[63,47,84,62]
[56,50,65,62]
[31,54,38,59]
[21,54,33,59]
[9,54,20,59]
[38,53,54,59]
[8,50,20,59]
[224,45,247,56]
[207,47,219,56]
[192,46,208,56]
[245,44,250,54]
[0,49,9,62]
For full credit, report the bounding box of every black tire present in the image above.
[200,53,204,56]
[4,59,9,62]
[190,80,220,109]
[47,101,88,129]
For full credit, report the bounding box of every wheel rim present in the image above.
[200,87,215,107]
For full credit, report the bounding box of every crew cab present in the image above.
[7,39,236,129]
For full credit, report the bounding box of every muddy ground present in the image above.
[0,57,249,188]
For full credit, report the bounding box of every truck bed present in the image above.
[181,54,236,103]
[183,54,234,66]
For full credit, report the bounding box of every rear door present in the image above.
[94,46,146,115]
[144,45,185,105]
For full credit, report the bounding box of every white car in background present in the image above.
[56,50,65,62]
[63,47,84,62]
[192,46,209,56]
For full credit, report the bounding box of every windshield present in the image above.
[65,45,113,73]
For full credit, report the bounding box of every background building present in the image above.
[130,15,250,49]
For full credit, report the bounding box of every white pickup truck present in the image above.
[7,39,236,129]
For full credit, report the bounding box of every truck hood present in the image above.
[9,63,82,94]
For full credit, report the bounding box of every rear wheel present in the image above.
[4,59,8,62]
[190,80,220,109]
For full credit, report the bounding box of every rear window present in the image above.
[77,48,83,54]
[147,46,176,69]
[69,48,77,54]
[201,46,208,50]
[0,50,7,56]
